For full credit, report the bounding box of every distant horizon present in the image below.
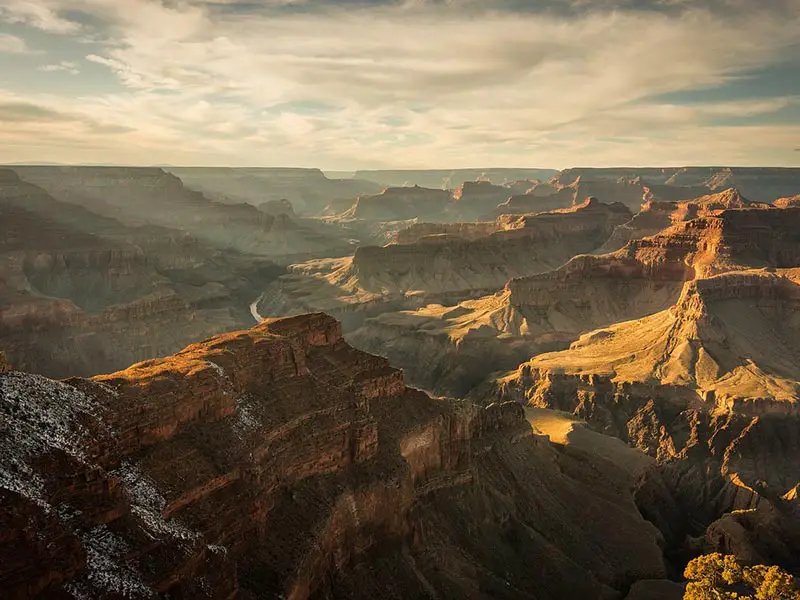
[3,163,800,172]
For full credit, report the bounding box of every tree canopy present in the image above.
[684,553,800,600]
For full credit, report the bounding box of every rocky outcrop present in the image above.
[488,269,800,570]
[348,203,800,399]
[12,167,353,263]
[253,200,632,335]
[343,198,631,296]
[596,188,756,254]
[489,176,661,217]
[1,313,668,599]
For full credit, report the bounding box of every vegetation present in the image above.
[684,553,800,600]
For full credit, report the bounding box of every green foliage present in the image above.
[683,554,800,600]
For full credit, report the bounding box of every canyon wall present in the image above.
[1,314,669,600]
[0,168,284,377]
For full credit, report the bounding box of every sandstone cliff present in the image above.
[1,313,668,599]
[253,199,632,334]
[596,188,756,254]
[489,270,800,570]
[342,198,631,296]
[347,203,800,398]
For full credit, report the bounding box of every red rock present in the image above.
[1,313,669,599]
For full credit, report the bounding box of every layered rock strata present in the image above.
[348,203,800,398]
[489,270,800,570]
[1,313,668,599]
[0,169,284,377]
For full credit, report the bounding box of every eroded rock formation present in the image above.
[0,314,668,599]
[488,269,800,570]
[342,185,453,221]
[348,202,800,398]
[343,198,631,296]
[554,167,800,203]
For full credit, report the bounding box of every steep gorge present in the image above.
[0,169,284,377]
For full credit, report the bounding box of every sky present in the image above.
[0,0,798,169]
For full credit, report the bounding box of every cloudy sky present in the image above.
[0,0,798,169]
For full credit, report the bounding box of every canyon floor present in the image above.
[2,165,800,599]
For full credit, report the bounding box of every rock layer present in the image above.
[489,270,800,570]
[1,313,668,599]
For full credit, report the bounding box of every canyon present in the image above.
[349,198,800,397]
[1,313,671,600]
[3,164,800,599]
[0,168,284,378]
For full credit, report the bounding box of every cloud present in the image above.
[38,60,80,74]
[0,0,799,167]
[0,1,81,33]
[0,33,33,54]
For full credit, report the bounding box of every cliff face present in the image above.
[347,203,800,399]
[490,270,800,569]
[344,199,631,296]
[11,167,352,263]
[1,313,669,600]
[0,169,284,378]
[343,185,453,221]
[595,188,756,254]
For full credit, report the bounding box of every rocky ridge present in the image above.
[348,202,800,397]
[553,167,800,203]
[1,313,669,599]
[488,269,800,570]
[255,199,631,333]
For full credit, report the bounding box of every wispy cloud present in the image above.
[0,32,33,54]
[0,0,798,167]
[0,1,81,34]
[37,60,80,74]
